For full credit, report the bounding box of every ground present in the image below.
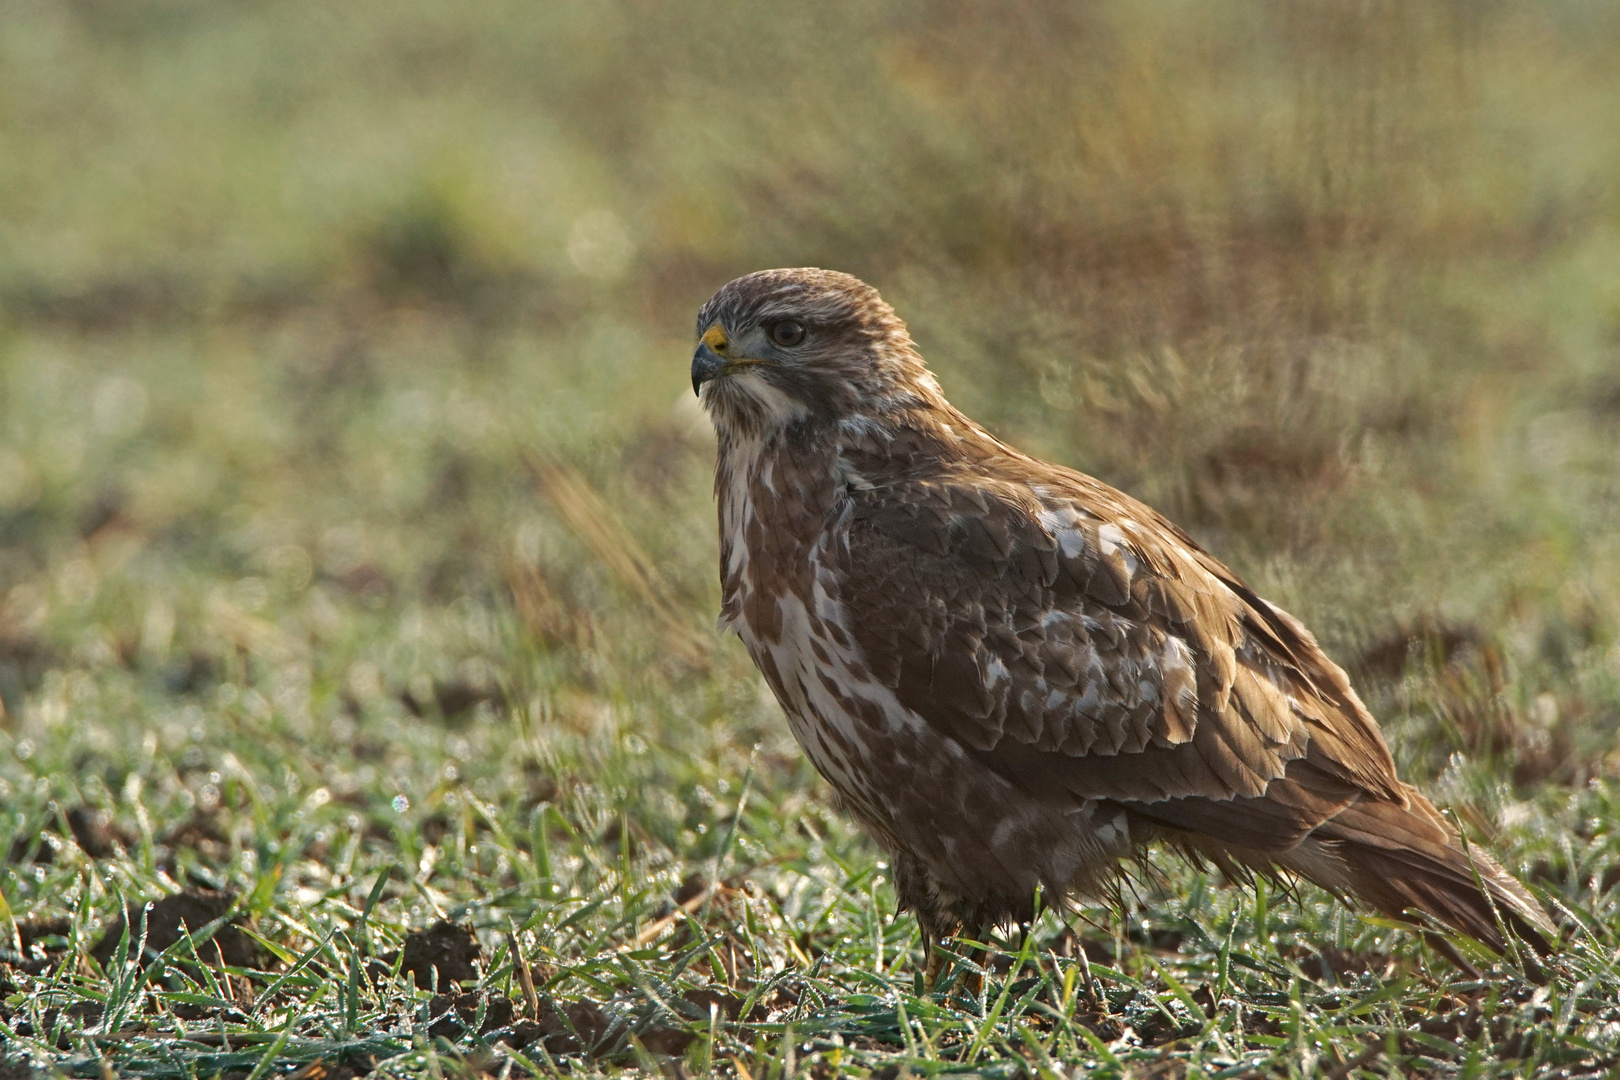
[2,2,1620,1077]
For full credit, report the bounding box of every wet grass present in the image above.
[3,1,1620,1076]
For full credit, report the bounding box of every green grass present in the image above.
[3,1,1620,1076]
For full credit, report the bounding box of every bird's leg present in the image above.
[1053,918,1101,1012]
[957,927,988,1002]
[898,855,952,990]
[922,926,977,996]
[1015,918,1050,980]
[1076,938,1100,1010]
[924,943,948,990]
[921,925,944,990]
[963,957,986,1001]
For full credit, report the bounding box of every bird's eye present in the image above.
[768,320,806,347]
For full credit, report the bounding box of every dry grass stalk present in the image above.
[523,451,707,666]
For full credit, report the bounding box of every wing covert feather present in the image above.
[836,466,1403,816]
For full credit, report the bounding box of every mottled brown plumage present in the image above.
[691,267,1554,973]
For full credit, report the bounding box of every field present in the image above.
[3,2,1620,1076]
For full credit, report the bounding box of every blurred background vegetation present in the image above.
[2,0,1620,1072]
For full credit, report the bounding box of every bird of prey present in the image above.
[690,267,1554,977]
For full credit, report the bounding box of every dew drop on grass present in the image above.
[393,794,410,812]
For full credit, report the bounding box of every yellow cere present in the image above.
[702,323,729,353]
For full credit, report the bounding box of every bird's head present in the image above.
[692,268,943,438]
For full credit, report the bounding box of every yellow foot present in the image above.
[924,946,947,990]
[962,966,985,1000]
[923,945,986,998]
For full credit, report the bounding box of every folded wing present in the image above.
[836,458,1553,951]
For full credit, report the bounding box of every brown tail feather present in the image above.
[1302,791,1556,956]
[1126,781,1556,962]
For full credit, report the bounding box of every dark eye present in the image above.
[768,320,806,347]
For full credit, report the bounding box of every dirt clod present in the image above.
[523,997,612,1055]
[5,831,62,866]
[400,678,502,723]
[635,1024,695,1056]
[680,987,757,1022]
[14,916,71,956]
[399,921,482,989]
[160,812,232,867]
[427,992,515,1039]
[521,765,558,809]
[672,871,708,906]
[419,813,450,846]
[6,806,134,866]
[91,889,261,969]
[66,805,134,858]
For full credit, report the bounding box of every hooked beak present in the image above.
[691,322,734,396]
[692,343,725,396]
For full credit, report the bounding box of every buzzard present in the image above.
[691,267,1553,976]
